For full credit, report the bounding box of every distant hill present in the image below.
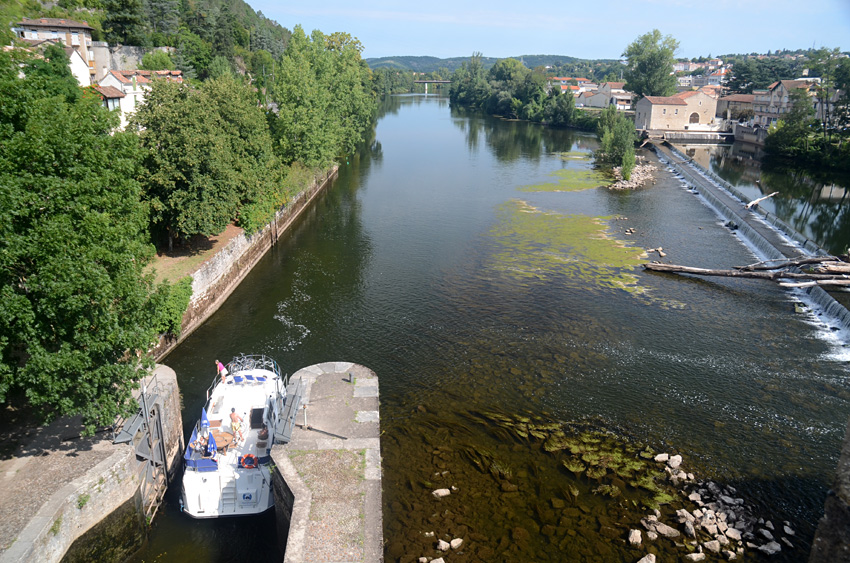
[365,54,620,73]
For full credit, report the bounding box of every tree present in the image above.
[103,0,146,45]
[145,0,179,36]
[268,26,375,168]
[207,55,233,79]
[622,29,679,98]
[765,88,817,157]
[139,50,175,70]
[544,89,576,127]
[595,106,637,179]
[134,76,283,246]
[449,52,490,109]
[133,80,237,249]
[0,50,180,434]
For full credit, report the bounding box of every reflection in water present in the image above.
[673,142,850,254]
[136,96,849,562]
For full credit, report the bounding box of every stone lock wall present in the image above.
[154,167,338,361]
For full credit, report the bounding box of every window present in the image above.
[675,109,678,115]
[662,108,666,114]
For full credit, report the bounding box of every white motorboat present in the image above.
[180,354,295,518]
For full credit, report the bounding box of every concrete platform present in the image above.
[272,362,382,563]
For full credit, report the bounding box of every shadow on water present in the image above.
[673,142,850,254]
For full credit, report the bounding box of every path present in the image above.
[273,362,383,563]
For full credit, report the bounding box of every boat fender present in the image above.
[242,454,258,469]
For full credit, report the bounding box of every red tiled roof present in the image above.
[604,82,625,89]
[18,18,92,30]
[93,85,125,99]
[643,95,688,106]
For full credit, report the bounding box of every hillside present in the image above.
[366,54,622,75]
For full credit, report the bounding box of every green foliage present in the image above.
[622,29,679,98]
[207,55,233,79]
[139,50,175,71]
[268,26,375,168]
[0,50,174,435]
[134,75,281,247]
[149,276,192,335]
[77,493,90,509]
[449,55,600,131]
[102,0,145,45]
[372,68,414,96]
[765,88,817,157]
[594,106,636,173]
[725,57,801,93]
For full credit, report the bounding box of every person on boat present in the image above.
[230,408,244,442]
[216,360,229,384]
[190,433,208,454]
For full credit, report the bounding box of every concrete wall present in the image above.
[272,456,312,563]
[154,167,338,360]
[0,445,138,563]
[0,366,183,563]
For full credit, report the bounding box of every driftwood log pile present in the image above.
[644,255,850,289]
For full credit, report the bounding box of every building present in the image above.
[12,18,95,84]
[634,88,719,132]
[707,68,728,86]
[717,93,755,120]
[98,69,183,129]
[752,79,818,127]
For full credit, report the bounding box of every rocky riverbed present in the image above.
[609,163,658,190]
[385,410,798,563]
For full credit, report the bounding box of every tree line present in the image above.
[448,53,597,129]
[0,24,376,432]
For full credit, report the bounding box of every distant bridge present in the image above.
[413,80,451,93]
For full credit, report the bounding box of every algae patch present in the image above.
[488,200,646,293]
[521,168,612,193]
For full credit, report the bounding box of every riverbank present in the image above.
[153,166,338,360]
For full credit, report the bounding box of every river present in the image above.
[132,95,850,562]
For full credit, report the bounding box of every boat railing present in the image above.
[205,354,284,401]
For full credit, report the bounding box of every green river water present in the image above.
[131,95,850,562]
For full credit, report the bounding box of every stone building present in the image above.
[634,88,719,132]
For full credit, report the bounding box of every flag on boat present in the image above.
[206,431,217,458]
[201,407,210,429]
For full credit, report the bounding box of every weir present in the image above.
[651,141,850,332]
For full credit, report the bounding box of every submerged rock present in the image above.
[432,488,451,499]
[628,529,642,546]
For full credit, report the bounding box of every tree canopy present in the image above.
[622,29,679,98]
[267,26,374,168]
[0,49,185,433]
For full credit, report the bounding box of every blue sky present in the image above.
[253,0,850,61]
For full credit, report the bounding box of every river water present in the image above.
[133,95,850,562]
[671,143,850,256]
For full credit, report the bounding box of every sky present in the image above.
[252,0,850,61]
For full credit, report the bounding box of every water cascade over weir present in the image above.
[653,143,850,333]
